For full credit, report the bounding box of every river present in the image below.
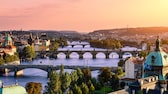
[0,42,140,90]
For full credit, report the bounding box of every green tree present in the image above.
[25,82,42,94]
[89,83,95,92]
[72,84,82,94]
[81,83,89,94]
[116,67,124,78]
[22,46,36,60]
[98,67,113,85]
[70,70,79,86]
[82,68,91,82]
[118,59,125,67]
[43,70,61,94]
[139,51,149,58]
[50,41,59,51]
[61,72,71,92]
[110,74,119,90]
[59,64,64,77]
[4,54,12,63]
[0,57,4,65]
[77,68,84,85]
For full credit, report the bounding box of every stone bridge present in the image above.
[0,65,118,78]
[37,50,141,59]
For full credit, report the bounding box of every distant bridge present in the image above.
[68,42,90,48]
[37,49,141,59]
[0,65,118,78]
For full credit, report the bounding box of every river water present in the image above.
[0,42,140,90]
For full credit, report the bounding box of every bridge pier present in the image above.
[47,66,52,78]
[132,51,137,57]
[66,52,70,59]
[14,67,18,77]
[71,45,74,48]
[79,52,84,59]
[92,52,97,59]
[53,53,58,59]
[118,51,123,59]
[105,52,110,59]
[82,45,85,48]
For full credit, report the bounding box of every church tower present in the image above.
[27,33,34,46]
[144,37,168,80]
[3,34,13,47]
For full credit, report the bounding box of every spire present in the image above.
[155,36,160,51]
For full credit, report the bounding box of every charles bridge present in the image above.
[37,49,141,59]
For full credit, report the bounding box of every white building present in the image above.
[125,57,144,79]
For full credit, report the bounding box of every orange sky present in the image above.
[0,0,168,32]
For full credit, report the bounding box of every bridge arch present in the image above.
[19,68,48,73]
[83,52,93,59]
[122,52,132,58]
[73,45,83,48]
[57,52,66,59]
[96,52,106,59]
[109,52,119,58]
[69,52,79,58]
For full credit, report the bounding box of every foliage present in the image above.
[43,71,61,94]
[76,68,84,85]
[70,70,79,85]
[82,68,91,82]
[89,39,123,49]
[72,84,82,94]
[61,72,71,92]
[92,86,112,94]
[55,37,68,48]
[0,57,4,65]
[49,41,59,51]
[118,59,125,67]
[120,40,138,47]
[43,66,120,94]
[139,51,149,58]
[137,90,143,94]
[25,82,42,94]
[80,83,89,94]
[110,74,119,90]
[116,67,124,77]
[98,67,113,85]
[20,46,36,60]
[3,53,19,63]
[89,83,95,92]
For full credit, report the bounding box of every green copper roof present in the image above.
[145,50,168,66]
[2,85,27,94]
[4,35,12,41]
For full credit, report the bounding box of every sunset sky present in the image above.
[0,0,168,32]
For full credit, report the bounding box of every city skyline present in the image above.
[1,0,168,32]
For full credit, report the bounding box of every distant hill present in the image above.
[89,27,168,36]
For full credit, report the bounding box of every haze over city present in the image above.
[1,0,168,32]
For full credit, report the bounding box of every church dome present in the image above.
[144,36,168,80]
[2,85,27,94]
[145,51,168,66]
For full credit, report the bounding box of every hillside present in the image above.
[89,27,168,36]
